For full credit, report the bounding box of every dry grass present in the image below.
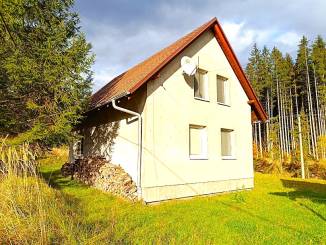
[253,143,326,179]
[51,147,69,158]
[0,140,104,244]
[1,143,325,244]
[0,176,78,244]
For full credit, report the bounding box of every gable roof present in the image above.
[90,17,267,122]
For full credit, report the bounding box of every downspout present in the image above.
[112,99,142,200]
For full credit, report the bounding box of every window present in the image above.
[217,75,229,105]
[194,69,209,100]
[75,139,83,158]
[221,129,235,159]
[189,125,208,159]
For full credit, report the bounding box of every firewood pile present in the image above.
[74,156,106,185]
[61,156,137,201]
[61,162,76,179]
[94,163,138,201]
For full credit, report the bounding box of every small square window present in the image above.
[74,138,84,158]
[194,69,209,100]
[189,125,208,159]
[221,129,235,158]
[217,75,229,105]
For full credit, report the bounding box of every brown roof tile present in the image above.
[89,17,267,122]
[90,18,217,109]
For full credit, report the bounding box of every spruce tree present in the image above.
[294,36,310,110]
[0,0,94,145]
[246,44,264,98]
[311,36,326,106]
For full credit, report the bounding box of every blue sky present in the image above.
[74,0,326,92]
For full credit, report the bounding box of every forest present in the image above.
[246,36,326,178]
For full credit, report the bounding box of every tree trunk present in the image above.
[295,85,305,179]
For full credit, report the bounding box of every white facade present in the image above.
[78,29,254,202]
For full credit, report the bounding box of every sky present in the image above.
[74,0,326,92]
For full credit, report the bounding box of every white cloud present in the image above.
[75,1,326,91]
[92,66,121,92]
[223,22,255,53]
[276,32,300,46]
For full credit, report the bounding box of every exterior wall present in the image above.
[82,120,138,182]
[141,30,254,202]
[79,88,146,184]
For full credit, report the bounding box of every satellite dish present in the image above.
[181,56,197,76]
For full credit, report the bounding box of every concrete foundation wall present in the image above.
[142,178,254,203]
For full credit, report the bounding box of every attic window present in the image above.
[217,75,229,105]
[194,69,209,101]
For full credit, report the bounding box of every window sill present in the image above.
[195,97,210,102]
[221,156,237,160]
[217,102,231,107]
[190,155,208,160]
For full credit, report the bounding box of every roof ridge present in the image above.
[90,18,217,109]
[88,17,267,121]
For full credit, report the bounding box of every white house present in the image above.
[72,17,267,203]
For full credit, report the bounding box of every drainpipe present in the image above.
[112,99,142,200]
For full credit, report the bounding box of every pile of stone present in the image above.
[61,156,137,201]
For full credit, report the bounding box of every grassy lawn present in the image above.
[39,152,326,244]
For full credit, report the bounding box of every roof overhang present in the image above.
[88,18,268,122]
[212,21,267,122]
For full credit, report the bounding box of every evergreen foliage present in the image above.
[0,0,94,145]
[246,35,326,177]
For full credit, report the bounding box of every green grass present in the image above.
[38,152,326,244]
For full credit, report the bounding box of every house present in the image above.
[71,17,267,203]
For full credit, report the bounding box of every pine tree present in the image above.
[0,0,94,145]
[295,36,318,159]
[246,35,325,177]
[311,36,326,106]
[246,44,264,98]
[311,36,326,149]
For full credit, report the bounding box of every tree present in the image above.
[0,0,94,145]
[246,36,325,178]
[311,36,326,106]
[295,36,318,159]
[246,44,264,98]
[311,36,326,152]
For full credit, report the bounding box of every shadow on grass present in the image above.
[270,179,326,203]
[39,164,118,242]
[40,166,82,190]
[218,200,320,239]
[270,179,326,222]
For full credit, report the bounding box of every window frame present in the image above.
[74,138,84,158]
[189,125,208,160]
[216,75,230,106]
[220,128,236,160]
[194,69,209,102]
